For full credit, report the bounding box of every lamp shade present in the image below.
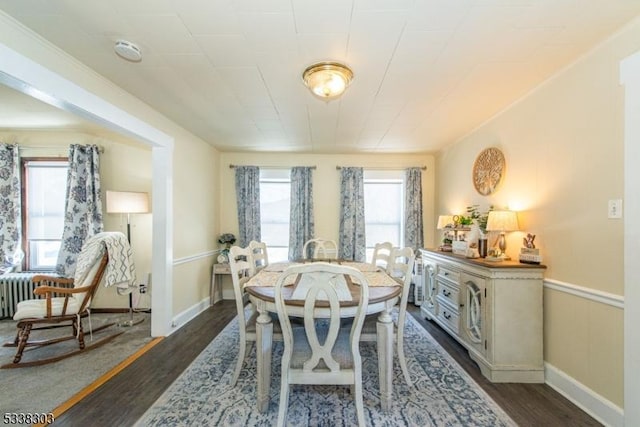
[437,215,454,229]
[106,191,150,214]
[485,210,519,232]
[302,62,353,101]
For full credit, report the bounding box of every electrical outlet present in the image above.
[139,283,147,294]
[608,199,623,219]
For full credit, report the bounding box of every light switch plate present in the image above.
[608,199,623,219]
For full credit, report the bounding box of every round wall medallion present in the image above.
[472,147,505,196]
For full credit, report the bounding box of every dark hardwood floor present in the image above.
[53,301,601,426]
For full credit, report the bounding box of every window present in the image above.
[364,170,404,261]
[21,159,68,270]
[259,169,290,262]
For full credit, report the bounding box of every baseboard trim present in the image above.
[545,362,623,427]
[167,297,210,336]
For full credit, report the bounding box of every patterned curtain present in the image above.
[0,144,21,263]
[56,145,104,277]
[338,167,365,262]
[288,167,314,261]
[235,166,261,247]
[405,167,424,252]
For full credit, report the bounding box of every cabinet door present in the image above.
[461,273,486,356]
[422,260,437,319]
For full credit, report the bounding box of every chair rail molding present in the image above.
[543,279,624,309]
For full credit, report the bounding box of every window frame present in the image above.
[363,170,405,260]
[259,169,291,263]
[20,157,69,271]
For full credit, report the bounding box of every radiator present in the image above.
[0,273,56,319]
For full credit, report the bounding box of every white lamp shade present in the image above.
[437,215,455,229]
[485,210,519,232]
[106,191,150,214]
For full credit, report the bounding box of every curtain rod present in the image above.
[17,145,105,153]
[336,165,427,170]
[229,164,316,170]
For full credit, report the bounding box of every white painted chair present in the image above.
[302,238,338,260]
[274,263,369,427]
[228,245,281,386]
[371,241,394,270]
[360,246,415,387]
[248,240,269,273]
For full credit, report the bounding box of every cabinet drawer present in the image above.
[437,266,459,283]
[436,299,459,334]
[437,280,460,306]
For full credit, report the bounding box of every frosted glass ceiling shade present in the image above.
[106,191,150,214]
[302,62,353,101]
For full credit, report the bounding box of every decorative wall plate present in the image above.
[472,147,505,196]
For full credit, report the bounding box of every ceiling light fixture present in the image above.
[302,61,353,101]
[114,40,142,62]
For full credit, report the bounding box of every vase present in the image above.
[478,238,488,258]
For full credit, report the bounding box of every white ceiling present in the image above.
[1,0,640,154]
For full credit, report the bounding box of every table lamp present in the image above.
[485,210,519,260]
[436,215,454,230]
[106,190,150,327]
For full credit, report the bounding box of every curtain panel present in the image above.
[0,144,21,263]
[405,167,424,252]
[234,166,261,247]
[288,167,314,261]
[56,145,104,277]
[338,167,366,262]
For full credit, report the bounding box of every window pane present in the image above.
[260,175,290,261]
[364,179,403,252]
[24,160,68,270]
[29,241,61,269]
[27,164,67,240]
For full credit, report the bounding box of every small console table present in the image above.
[419,248,546,383]
[210,263,230,305]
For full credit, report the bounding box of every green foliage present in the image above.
[466,205,494,233]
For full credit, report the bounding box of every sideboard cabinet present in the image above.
[419,249,546,383]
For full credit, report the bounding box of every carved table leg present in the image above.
[377,307,394,411]
[255,302,273,413]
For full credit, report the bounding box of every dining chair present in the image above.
[359,246,415,387]
[302,238,338,259]
[274,263,369,427]
[371,241,394,270]
[248,240,269,273]
[228,244,281,386]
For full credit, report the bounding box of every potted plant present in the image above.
[217,233,236,263]
[466,205,493,257]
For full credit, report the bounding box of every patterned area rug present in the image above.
[136,313,516,427]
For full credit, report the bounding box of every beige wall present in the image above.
[435,19,640,408]
[0,13,220,322]
[220,151,435,249]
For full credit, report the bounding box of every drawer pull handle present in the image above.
[443,312,451,320]
[443,289,451,297]
[444,272,449,276]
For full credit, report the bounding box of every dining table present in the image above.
[244,259,402,413]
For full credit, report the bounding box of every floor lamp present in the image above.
[106,190,150,327]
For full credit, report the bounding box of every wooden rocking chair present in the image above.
[2,246,123,368]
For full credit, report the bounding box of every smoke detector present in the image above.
[114,40,142,62]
